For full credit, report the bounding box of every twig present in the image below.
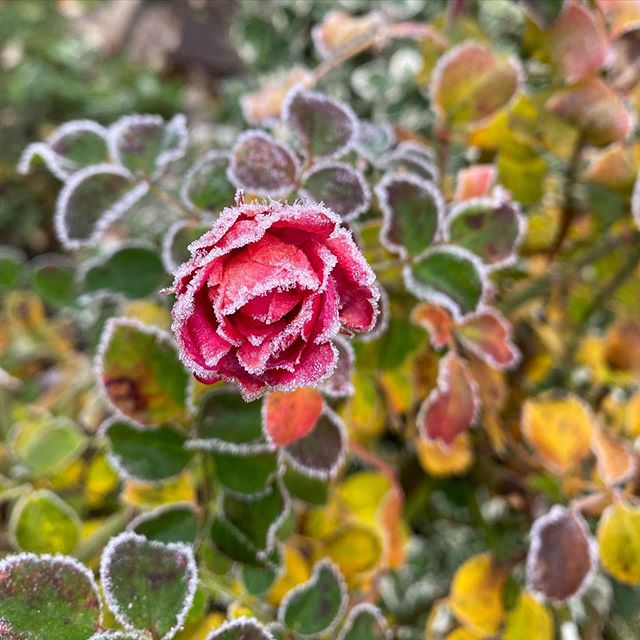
[547,134,586,260]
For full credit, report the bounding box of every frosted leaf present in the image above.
[263,387,324,447]
[180,151,234,212]
[430,39,523,127]
[444,191,526,269]
[403,246,488,320]
[278,559,348,635]
[299,161,371,222]
[54,164,148,250]
[455,308,521,370]
[283,87,358,160]
[416,351,480,445]
[283,407,346,479]
[162,220,214,274]
[311,10,385,60]
[354,120,395,163]
[128,503,198,545]
[376,172,444,259]
[337,603,391,640]
[96,317,191,428]
[205,616,274,640]
[227,130,299,197]
[526,506,598,604]
[102,418,192,483]
[0,553,101,640]
[17,119,109,180]
[377,142,438,182]
[108,114,188,178]
[100,532,197,640]
[320,336,355,398]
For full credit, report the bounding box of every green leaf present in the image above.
[284,87,357,159]
[375,173,444,259]
[300,162,370,222]
[10,489,79,555]
[100,532,197,640]
[404,247,486,319]
[284,410,346,480]
[445,196,525,268]
[279,559,347,635]
[222,481,288,551]
[228,130,299,197]
[206,618,273,640]
[103,420,192,482]
[54,164,148,250]
[0,247,25,289]
[31,256,75,306]
[189,391,265,452]
[0,553,101,640]
[9,411,87,477]
[129,504,198,544]
[97,318,191,427]
[210,516,263,566]
[242,548,281,596]
[49,121,109,168]
[162,221,212,273]
[180,151,235,213]
[109,114,187,177]
[338,604,390,640]
[212,449,278,495]
[283,465,329,505]
[84,246,166,299]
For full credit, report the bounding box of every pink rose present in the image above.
[171,200,378,400]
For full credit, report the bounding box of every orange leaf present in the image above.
[411,302,453,349]
[263,388,324,446]
[592,427,636,486]
[453,164,497,202]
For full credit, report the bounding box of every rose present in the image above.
[171,199,379,400]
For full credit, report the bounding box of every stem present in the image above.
[500,231,635,314]
[547,134,586,260]
[195,452,214,552]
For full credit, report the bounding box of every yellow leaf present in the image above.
[625,391,640,438]
[338,471,391,524]
[379,363,414,414]
[121,472,196,508]
[597,501,640,584]
[449,553,505,637]
[267,544,312,605]
[521,394,594,473]
[446,628,483,640]
[121,300,171,331]
[84,454,119,510]
[416,433,473,477]
[175,613,226,640]
[503,592,554,640]
[323,523,382,578]
[339,372,386,442]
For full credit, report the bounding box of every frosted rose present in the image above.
[171,200,378,400]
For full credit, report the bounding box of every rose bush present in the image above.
[171,199,379,399]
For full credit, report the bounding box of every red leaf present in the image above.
[417,352,479,445]
[455,309,520,370]
[263,387,324,446]
[549,1,610,83]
